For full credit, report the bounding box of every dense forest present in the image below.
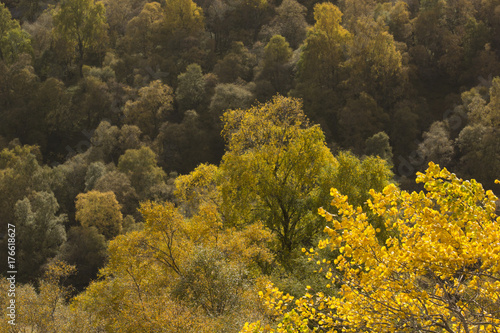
[0,0,500,331]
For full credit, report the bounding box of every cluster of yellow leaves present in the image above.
[241,163,500,333]
[74,178,275,332]
[175,163,220,216]
[75,190,123,239]
[0,261,98,333]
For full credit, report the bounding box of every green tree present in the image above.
[292,2,351,138]
[38,77,72,139]
[365,131,393,163]
[457,124,500,191]
[219,95,336,259]
[117,146,167,199]
[101,0,146,45]
[0,56,41,146]
[257,35,293,95]
[94,170,139,216]
[121,2,163,58]
[450,77,500,192]
[88,121,144,164]
[173,247,247,316]
[71,75,113,129]
[52,0,109,76]
[331,151,393,209]
[58,226,107,290]
[0,3,32,64]
[175,63,207,112]
[50,153,90,221]
[260,0,308,49]
[213,41,257,83]
[84,161,107,191]
[417,121,455,169]
[338,92,388,151]
[204,0,232,53]
[209,83,254,122]
[154,110,217,174]
[15,191,67,282]
[123,80,174,139]
[0,145,47,244]
[75,190,123,239]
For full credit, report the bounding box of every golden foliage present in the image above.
[75,190,123,239]
[242,163,500,332]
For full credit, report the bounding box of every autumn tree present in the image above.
[342,17,405,108]
[292,2,350,138]
[52,0,109,76]
[73,199,269,332]
[174,163,220,217]
[6,261,97,332]
[75,190,123,239]
[172,246,247,316]
[164,0,205,36]
[121,2,163,58]
[242,163,500,332]
[219,95,336,259]
[256,35,293,96]
[123,80,173,139]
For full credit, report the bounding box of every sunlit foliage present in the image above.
[242,163,500,332]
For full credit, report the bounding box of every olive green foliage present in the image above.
[365,131,393,163]
[260,0,308,49]
[15,191,67,281]
[0,3,32,63]
[173,247,247,316]
[176,63,207,111]
[123,80,174,138]
[57,226,107,289]
[209,83,254,120]
[52,0,108,75]
[117,146,167,199]
[220,95,336,257]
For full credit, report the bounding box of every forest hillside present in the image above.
[0,0,500,331]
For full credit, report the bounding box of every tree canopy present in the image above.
[241,163,500,332]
